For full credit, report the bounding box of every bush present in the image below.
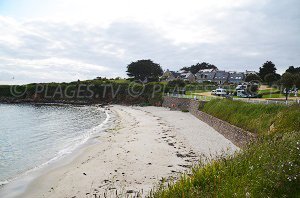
[256,94,263,98]
[167,79,186,87]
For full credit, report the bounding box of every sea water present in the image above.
[0,103,108,186]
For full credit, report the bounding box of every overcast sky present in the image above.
[0,0,299,84]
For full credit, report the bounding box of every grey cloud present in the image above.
[0,0,299,84]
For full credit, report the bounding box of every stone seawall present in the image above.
[162,96,191,111]
[162,96,256,147]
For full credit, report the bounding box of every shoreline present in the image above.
[0,100,108,106]
[0,106,114,198]
[12,105,238,198]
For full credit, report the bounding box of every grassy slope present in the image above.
[200,99,300,135]
[151,100,300,198]
[262,94,297,98]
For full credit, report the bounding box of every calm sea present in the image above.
[0,104,109,186]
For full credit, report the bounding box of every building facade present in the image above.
[212,71,230,84]
[161,69,181,81]
[228,72,245,84]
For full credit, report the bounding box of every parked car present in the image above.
[237,90,257,98]
[211,90,216,95]
[215,88,227,96]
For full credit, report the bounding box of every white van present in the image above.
[215,88,227,96]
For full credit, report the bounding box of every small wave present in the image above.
[0,180,8,186]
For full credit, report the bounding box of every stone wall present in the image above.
[163,96,256,147]
[189,100,256,148]
[162,96,191,111]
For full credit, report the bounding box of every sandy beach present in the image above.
[20,105,238,198]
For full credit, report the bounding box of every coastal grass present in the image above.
[258,88,280,94]
[199,99,300,135]
[151,100,300,197]
[151,131,300,198]
[262,93,297,98]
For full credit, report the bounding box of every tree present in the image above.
[259,61,277,81]
[167,79,186,87]
[181,62,218,74]
[247,83,259,94]
[126,59,163,82]
[286,66,300,74]
[295,74,300,88]
[245,74,262,82]
[264,73,278,86]
[280,72,295,89]
[280,72,295,100]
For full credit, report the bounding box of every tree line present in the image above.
[245,61,300,90]
[126,59,300,90]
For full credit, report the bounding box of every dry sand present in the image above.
[21,105,238,198]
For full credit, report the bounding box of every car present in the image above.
[211,90,216,95]
[237,90,257,98]
[215,88,227,96]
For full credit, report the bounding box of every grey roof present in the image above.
[214,71,230,80]
[170,71,181,78]
[229,72,245,80]
[196,71,216,80]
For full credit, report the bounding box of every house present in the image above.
[195,70,216,83]
[228,72,245,84]
[197,68,216,73]
[212,71,230,84]
[161,69,181,81]
[180,71,196,82]
[245,70,258,76]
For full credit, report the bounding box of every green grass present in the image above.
[262,93,283,98]
[150,100,300,198]
[199,99,300,135]
[111,79,130,83]
[258,88,280,94]
[151,131,300,198]
[262,93,297,98]
[186,90,207,95]
[258,88,298,98]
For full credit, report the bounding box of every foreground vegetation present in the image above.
[0,80,167,105]
[200,99,299,135]
[151,100,300,197]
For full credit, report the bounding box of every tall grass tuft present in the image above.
[151,131,300,198]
